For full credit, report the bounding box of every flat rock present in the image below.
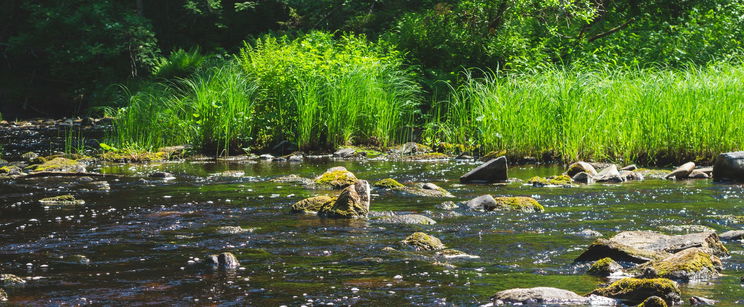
[373,214,436,225]
[574,229,603,238]
[575,238,666,263]
[658,225,715,234]
[719,230,744,240]
[29,157,86,173]
[333,148,356,158]
[713,151,744,182]
[609,231,728,257]
[491,287,615,305]
[460,156,508,183]
[270,174,314,185]
[666,162,695,179]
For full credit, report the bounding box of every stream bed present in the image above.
[1,159,744,305]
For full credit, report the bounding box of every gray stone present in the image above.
[609,231,728,257]
[690,296,717,305]
[215,226,254,234]
[688,170,710,179]
[566,161,598,177]
[713,151,744,182]
[572,171,594,184]
[666,162,695,179]
[0,288,6,301]
[575,229,603,238]
[259,154,274,160]
[719,230,744,240]
[460,156,508,183]
[621,164,637,171]
[333,148,356,158]
[373,214,436,225]
[594,165,624,182]
[465,195,497,211]
[491,287,615,305]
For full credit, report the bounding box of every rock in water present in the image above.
[291,196,336,214]
[587,257,623,276]
[373,214,436,225]
[0,274,26,287]
[590,278,682,305]
[575,231,728,263]
[29,157,86,173]
[460,156,508,183]
[666,161,695,179]
[594,165,624,182]
[38,195,85,206]
[690,296,717,305]
[491,287,614,305]
[314,166,358,189]
[713,151,744,182]
[638,296,668,307]
[333,148,356,158]
[465,195,544,212]
[0,288,6,301]
[207,252,240,269]
[572,171,594,184]
[400,232,445,250]
[719,230,744,240]
[566,161,598,177]
[575,239,666,263]
[318,180,370,218]
[634,248,721,281]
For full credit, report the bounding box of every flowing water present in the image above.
[1,159,744,305]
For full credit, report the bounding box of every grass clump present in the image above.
[425,64,744,164]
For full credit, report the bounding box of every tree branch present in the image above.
[587,17,635,42]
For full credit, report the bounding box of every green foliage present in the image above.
[237,31,420,148]
[425,63,744,164]
[152,48,208,79]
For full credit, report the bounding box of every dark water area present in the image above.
[1,160,744,305]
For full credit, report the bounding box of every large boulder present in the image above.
[590,278,682,305]
[460,156,508,183]
[609,231,728,257]
[400,232,445,250]
[633,248,722,282]
[314,166,358,189]
[491,287,615,306]
[713,151,744,182]
[318,180,370,218]
[666,162,695,180]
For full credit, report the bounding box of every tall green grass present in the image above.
[425,64,744,164]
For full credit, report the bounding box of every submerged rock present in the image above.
[566,161,598,177]
[527,174,572,186]
[29,157,86,173]
[314,166,358,189]
[215,226,254,234]
[666,162,695,179]
[318,180,370,218]
[291,196,336,214]
[587,257,623,276]
[0,274,25,287]
[634,248,722,281]
[460,156,508,183]
[400,232,445,251]
[638,296,668,307]
[713,151,744,182]
[574,229,603,238]
[436,249,479,259]
[719,230,744,241]
[491,287,615,306]
[38,195,85,206]
[206,252,240,269]
[62,255,91,264]
[373,214,436,225]
[373,178,453,197]
[590,278,681,305]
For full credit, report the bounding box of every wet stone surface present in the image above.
[1,160,744,305]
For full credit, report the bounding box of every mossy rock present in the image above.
[566,161,598,177]
[634,248,721,281]
[373,178,405,189]
[528,174,573,186]
[479,150,508,162]
[38,194,85,206]
[314,167,358,189]
[637,296,668,307]
[339,146,384,158]
[400,232,445,251]
[575,238,667,263]
[488,197,544,213]
[318,180,370,218]
[590,278,681,305]
[0,165,23,176]
[0,274,25,287]
[372,214,436,225]
[29,157,86,173]
[291,196,336,214]
[436,249,479,259]
[99,150,169,162]
[587,257,623,276]
[270,174,314,185]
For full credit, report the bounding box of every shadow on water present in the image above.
[1,160,743,305]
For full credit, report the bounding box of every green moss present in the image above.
[637,248,721,281]
[590,278,680,305]
[400,232,445,251]
[340,146,385,158]
[480,150,507,161]
[406,152,450,160]
[30,157,82,172]
[491,196,545,212]
[373,178,405,189]
[0,166,15,174]
[291,196,336,213]
[637,296,668,307]
[528,174,572,186]
[588,257,620,276]
[38,194,85,206]
[100,151,169,162]
[314,169,357,188]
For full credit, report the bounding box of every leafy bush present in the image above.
[152,48,209,79]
